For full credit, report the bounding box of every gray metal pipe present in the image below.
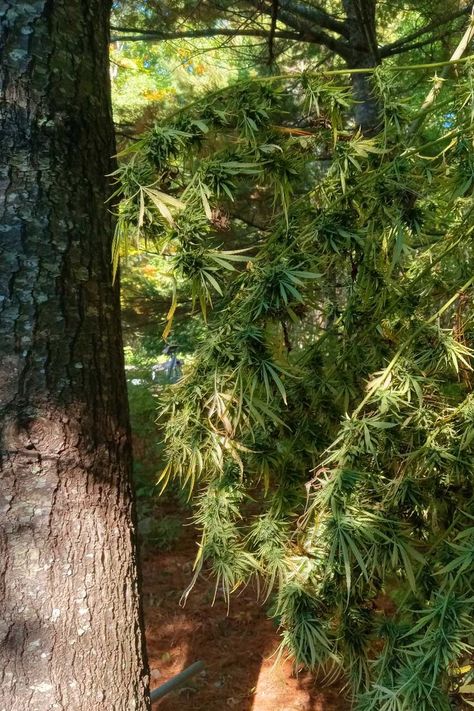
[150,660,205,704]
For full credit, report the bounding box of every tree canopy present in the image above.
[112,0,471,62]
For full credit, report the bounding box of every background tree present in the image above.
[0,2,150,709]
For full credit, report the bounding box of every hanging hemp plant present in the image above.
[113,47,474,709]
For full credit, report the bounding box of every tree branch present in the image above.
[276,0,349,38]
[112,0,351,55]
[258,4,350,57]
[379,5,472,58]
[111,23,350,56]
[111,26,303,43]
[409,5,474,135]
[382,27,467,59]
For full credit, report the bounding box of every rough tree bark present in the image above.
[0,2,150,710]
[343,0,381,134]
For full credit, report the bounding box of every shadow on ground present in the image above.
[141,502,349,711]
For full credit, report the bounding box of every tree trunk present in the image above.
[0,2,150,709]
[343,0,381,134]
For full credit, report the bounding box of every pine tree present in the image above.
[0,3,149,708]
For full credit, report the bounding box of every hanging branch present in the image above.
[409,3,474,135]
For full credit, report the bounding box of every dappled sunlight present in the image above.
[251,657,345,711]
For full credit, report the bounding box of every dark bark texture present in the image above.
[0,1,150,709]
[343,0,381,134]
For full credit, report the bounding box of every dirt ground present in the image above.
[141,506,348,711]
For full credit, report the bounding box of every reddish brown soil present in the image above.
[141,507,348,711]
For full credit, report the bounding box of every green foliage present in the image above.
[110,13,260,127]
[115,59,474,709]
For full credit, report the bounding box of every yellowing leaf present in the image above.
[142,89,174,101]
[162,279,178,340]
[143,187,185,225]
[138,188,145,230]
[113,56,139,70]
